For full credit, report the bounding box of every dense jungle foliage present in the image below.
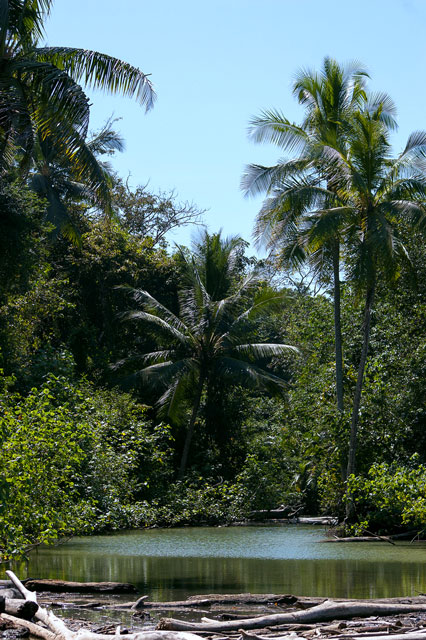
[0,2,425,560]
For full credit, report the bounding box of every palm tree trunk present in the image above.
[332,241,344,413]
[178,375,205,479]
[345,283,375,520]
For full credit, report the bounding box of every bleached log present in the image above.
[1,614,207,640]
[4,571,209,640]
[186,594,299,606]
[157,599,426,632]
[123,598,212,610]
[239,631,297,640]
[6,571,37,602]
[0,596,38,619]
[0,612,57,640]
[0,588,22,599]
[319,536,389,543]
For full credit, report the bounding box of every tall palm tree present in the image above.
[116,233,298,478]
[345,114,426,471]
[242,58,395,415]
[304,110,426,517]
[0,0,155,202]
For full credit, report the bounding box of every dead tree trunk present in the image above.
[158,598,426,632]
[1,571,206,640]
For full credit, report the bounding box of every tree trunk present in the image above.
[0,597,38,620]
[332,242,344,414]
[158,599,426,632]
[346,284,375,520]
[178,375,204,479]
[4,571,203,640]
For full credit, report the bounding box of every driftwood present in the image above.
[0,595,38,619]
[296,517,338,525]
[1,571,206,640]
[130,598,212,609]
[47,591,426,614]
[25,578,137,593]
[5,570,426,640]
[166,593,426,607]
[138,595,300,609]
[0,587,22,599]
[187,594,299,605]
[157,599,426,632]
[320,536,391,543]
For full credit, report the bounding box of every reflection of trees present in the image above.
[15,548,426,600]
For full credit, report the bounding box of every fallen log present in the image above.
[25,578,137,593]
[157,599,426,632]
[0,595,38,620]
[108,595,150,610]
[297,517,338,525]
[3,571,207,640]
[186,594,299,606]
[135,599,212,609]
[1,615,207,640]
[0,588,22,599]
[1,613,57,640]
[319,537,390,543]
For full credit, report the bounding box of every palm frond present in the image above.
[87,118,125,155]
[35,47,156,111]
[216,357,287,393]
[366,91,398,130]
[137,359,191,391]
[12,58,91,137]
[248,109,309,152]
[241,157,313,197]
[120,310,189,345]
[158,364,198,422]
[7,0,53,42]
[234,343,299,358]
[223,289,287,338]
[130,288,188,334]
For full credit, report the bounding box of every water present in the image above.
[12,525,426,600]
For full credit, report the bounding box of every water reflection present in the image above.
[12,526,426,600]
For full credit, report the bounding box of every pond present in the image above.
[12,525,426,600]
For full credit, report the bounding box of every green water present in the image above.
[13,525,426,600]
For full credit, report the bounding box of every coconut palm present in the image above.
[242,58,396,414]
[0,0,155,201]
[29,119,125,241]
[344,114,426,473]
[179,229,248,300]
[116,233,298,478]
[301,109,426,516]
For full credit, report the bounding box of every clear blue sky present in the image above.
[45,0,426,249]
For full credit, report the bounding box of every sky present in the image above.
[45,0,426,250]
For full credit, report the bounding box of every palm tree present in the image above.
[0,0,155,202]
[179,229,248,300]
[305,110,426,517]
[29,119,125,241]
[116,232,298,478]
[242,58,395,415]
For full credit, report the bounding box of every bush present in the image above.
[347,458,426,535]
[0,374,174,560]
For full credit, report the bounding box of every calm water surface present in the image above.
[13,525,426,600]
